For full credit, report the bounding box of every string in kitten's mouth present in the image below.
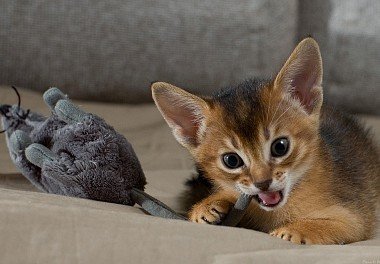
[254,190,283,208]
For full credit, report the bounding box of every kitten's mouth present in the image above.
[254,190,283,208]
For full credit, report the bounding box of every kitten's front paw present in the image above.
[270,226,323,245]
[189,200,232,224]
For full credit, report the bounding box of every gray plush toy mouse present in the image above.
[1,87,252,225]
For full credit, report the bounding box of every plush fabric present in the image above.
[0,86,379,263]
[2,102,146,204]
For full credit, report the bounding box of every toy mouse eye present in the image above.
[222,153,244,169]
[271,137,289,157]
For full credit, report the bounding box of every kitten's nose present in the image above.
[254,179,272,191]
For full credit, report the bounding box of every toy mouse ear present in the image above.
[151,82,209,149]
[43,88,87,124]
[25,143,58,168]
[43,87,67,110]
[274,38,323,115]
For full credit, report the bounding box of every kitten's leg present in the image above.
[189,190,237,224]
[270,206,367,245]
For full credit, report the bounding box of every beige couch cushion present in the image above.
[0,86,379,263]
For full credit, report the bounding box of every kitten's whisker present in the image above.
[245,214,255,228]
[274,113,295,127]
[268,100,283,128]
[272,105,292,128]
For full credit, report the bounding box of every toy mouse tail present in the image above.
[130,187,253,226]
[130,188,187,220]
[220,194,253,226]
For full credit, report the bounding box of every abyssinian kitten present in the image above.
[151,38,379,245]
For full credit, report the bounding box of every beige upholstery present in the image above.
[1,86,379,263]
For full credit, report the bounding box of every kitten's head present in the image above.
[152,38,323,211]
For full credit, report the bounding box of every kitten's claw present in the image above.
[189,200,232,225]
[270,227,312,245]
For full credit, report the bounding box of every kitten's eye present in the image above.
[271,137,289,157]
[222,153,244,169]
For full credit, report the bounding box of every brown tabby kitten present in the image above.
[151,38,379,245]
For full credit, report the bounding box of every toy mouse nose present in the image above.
[254,179,272,191]
[0,104,11,116]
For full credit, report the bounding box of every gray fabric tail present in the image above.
[220,194,253,226]
[131,188,253,226]
[131,188,187,220]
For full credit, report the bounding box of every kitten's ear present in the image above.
[151,82,209,149]
[274,38,323,115]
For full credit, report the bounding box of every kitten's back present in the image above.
[320,106,379,210]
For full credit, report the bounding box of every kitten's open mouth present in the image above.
[254,190,283,208]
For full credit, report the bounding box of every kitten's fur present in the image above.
[151,38,379,244]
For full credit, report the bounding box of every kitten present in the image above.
[151,38,380,244]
